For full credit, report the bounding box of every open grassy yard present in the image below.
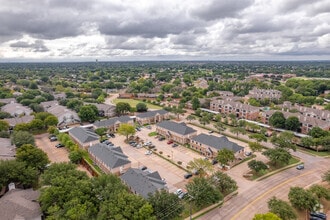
[112,98,163,110]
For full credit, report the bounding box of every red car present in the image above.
[167,140,173,144]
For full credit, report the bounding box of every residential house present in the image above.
[118,93,134,99]
[156,121,197,144]
[1,102,33,117]
[93,116,134,132]
[53,92,66,100]
[207,91,234,97]
[194,78,208,89]
[136,93,158,99]
[0,138,15,160]
[88,143,131,175]
[120,168,167,199]
[136,110,169,125]
[92,103,116,118]
[0,98,16,104]
[68,127,100,149]
[293,104,330,122]
[247,88,282,100]
[0,188,41,220]
[4,115,34,128]
[40,101,80,127]
[210,100,260,120]
[191,134,244,159]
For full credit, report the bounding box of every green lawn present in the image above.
[112,98,162,110]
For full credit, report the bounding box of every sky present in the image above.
[0,0,329,61]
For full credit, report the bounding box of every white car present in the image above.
[145,150,152,155]
[175,189,183,195]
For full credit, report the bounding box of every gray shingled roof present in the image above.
[191,134,244,153]
[93,116,133,128]
[69,127,99,143]
[136,109,168,119]
[89,143,131,169]
[120,168,166,199]
[0,189,41,220]
[156,121,196,135]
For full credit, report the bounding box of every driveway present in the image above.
[35,133,69,163]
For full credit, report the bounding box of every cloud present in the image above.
[0,0,329,60]
[191,0,254,21]
[10,39,49,52]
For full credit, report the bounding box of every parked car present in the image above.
[109,133,115,138]
[136,127,141,131]
[148,145,156,149]
[175,189,183,195]
[184,173,193,179]
[146,125,151,129]
[136,144,142,149]
[49,136,57,142]
[145,150,152,155]
[310,212,326,220]
[167,140,173,144]
[172,143,178,147]
[212,159,218,165]
[245,151,252,156]
[208,130,214,134]
[55,143,64,148]
[140,166,147,171]
[178,192,187,199]
[158,137,165,141]
[296,164,304,170]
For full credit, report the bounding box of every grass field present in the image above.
[112,98,162,110]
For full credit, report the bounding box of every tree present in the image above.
[136,102,148,112]
[262,148,292,167]
[248,160,268,173]
[285,116,300,131]
[288,187,318,211]
[44,115,58,127]
[187,158,214,177]
[253,212,281,220]
[268,197,297,220]
[0,120,9,131]
[230,127,246,138]
[191,97,200,110]
[0,160,37,188]
[78,105,98,123]
[11,130,35,147]
[69,150,84,164]
[308,127,328,138]
[186,177,222,208]
[300,136,314,148]
[214,121,225,133]
[94,127,108,136]
[29,119,44,130]
[199,114,210,126]
[118,123,136,141]
[271,131,296,151]
[186,115,196,122]
[148,189,183,220]
[216,148,235,166]
[308,184,330,200]
[210,171,237,195]
[249,133,267,142]
[248,142,263,152]
[14,123,30,132]
[115,102,131,116]
[269,111,286,128]
[323,170,330,184]
[16,144,49,172]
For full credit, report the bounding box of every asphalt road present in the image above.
[199,151,330,220]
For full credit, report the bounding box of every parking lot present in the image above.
[34,133,91,176]
[109,125,205,192]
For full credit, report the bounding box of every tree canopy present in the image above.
[16,144,49,172]
[118,123,136,141]
[136,102,148,112]
[216,148,235,166]
[11,130,35,147]
[116,102,131,116]
[288,187,318,211]
[268,197,297,220]
[78,104,99,122]
[269,111,286,128]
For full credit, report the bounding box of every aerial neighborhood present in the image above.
[0,61,330,219]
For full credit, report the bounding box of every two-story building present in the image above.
[156,121,197,144]
[68,127,100,149]
[247,88,282,100]
[191,134,244,159]
[120,168,167,199]
[210,100,260,120]
[93,116,134,132]
[136,110,169,125]
[88,143,131,175]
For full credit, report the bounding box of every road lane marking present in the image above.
[230,170,315,220]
